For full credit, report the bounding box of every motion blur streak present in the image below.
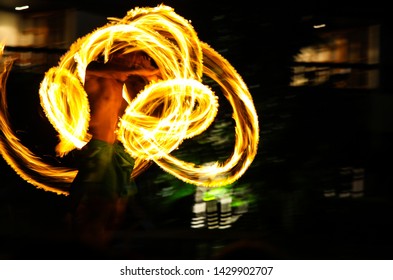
[0,5,259,195]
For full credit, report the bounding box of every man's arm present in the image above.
[86,60,160,82]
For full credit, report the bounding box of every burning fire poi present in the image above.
[0,5,259,195]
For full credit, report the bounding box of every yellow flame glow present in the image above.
[0,5,259,195]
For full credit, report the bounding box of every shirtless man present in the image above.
[86,51,159,143]
[68,50,160,249]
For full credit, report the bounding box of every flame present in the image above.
[0,5,259,195]
[0,48,76,195]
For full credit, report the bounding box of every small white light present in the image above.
[313,23,326,29]
[15,5,29,11]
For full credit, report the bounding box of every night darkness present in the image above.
[1,3,393,260]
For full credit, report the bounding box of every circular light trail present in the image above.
[0,5,259,195]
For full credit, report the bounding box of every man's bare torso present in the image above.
[84,51,160,144]
[85,76,128,143]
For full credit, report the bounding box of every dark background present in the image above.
[1,2,393,259]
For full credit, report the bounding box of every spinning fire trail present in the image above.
[0,5,259,195]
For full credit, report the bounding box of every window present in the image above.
[291,23,380,89]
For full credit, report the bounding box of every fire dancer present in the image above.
[67,49,160,248]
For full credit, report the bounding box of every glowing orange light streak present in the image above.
[0,5,259,195]
[0,52,76,195]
